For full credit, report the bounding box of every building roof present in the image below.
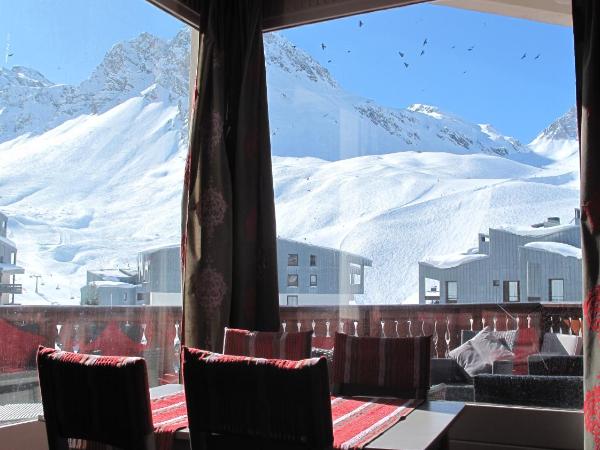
[88,269,136,279]
[496,223,578,237]
[523,241,582,259]
[139,243,180,255]
[88,281,137,288]
[0,262,24,274]
[277,237,373,266]
[421,250,488,269]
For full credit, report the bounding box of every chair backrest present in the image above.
[182,346,333,450]
[332,332,431,398]
[37,346,154,450]
[223,327,312,360]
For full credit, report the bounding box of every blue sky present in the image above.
[1,1,575,142]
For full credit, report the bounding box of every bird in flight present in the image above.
[423,38,428,46]
[321,43,326,50]
[346,50,351,53]
[521,52,527,60]
[534,54,541,60]
[420,50,425,56]
[463,70,468,75]
[327,59,332,63]
[404,62,409,68]
[451,45,456,49]
[398,51,404,57]
[7,53,13,57]
[359,20,364,27]
[467,46,475,51]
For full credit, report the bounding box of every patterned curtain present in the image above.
[182,0,280,352]
[573,1,600,447]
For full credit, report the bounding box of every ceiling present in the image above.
[146,0,572,31]
[436,0,572,26]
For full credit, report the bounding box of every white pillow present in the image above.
[449,326,514,377]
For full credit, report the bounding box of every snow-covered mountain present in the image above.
[529,106,578,162]
[0,30,579,305]
[264,33,529,160]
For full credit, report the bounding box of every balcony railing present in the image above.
[0,302,583,407]
[0,284,22,294]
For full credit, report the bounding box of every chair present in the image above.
[37,346,155,450]
[222,327,312,360]
[332,332,431,398]
[182,346,333,450]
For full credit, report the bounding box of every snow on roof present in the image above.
[0,235,16,248]
[0,262,24,274]
[496,223,577,237]
[421,252,488,269]
[89,269,135,278]
[523,241,582,259]
[89,281,137,288]
[139,243,180,254]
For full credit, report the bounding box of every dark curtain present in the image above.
[181,0,280,352]
[573,1,600,447]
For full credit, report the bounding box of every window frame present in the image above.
[446,281,458,303]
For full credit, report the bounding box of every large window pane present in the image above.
[0,0,188,423]
[266,3,581,411]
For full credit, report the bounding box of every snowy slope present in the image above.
[0,30,580,305]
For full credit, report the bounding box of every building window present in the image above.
[350,273,361,285]
[287,254,298,266]
[287,295,298,306]
[504,281,520,302]
[10,252,15,265]
[446,281,458,303]
[310,274,317,287]
[310,254,317,266]
[549,279,564,302]
[287,274,298,287]
[493,280,500,287]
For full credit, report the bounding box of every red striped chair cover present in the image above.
[37,346,154,450]
[332,333,432,398]
[512,327,541,375]
[223,327,312,360]
[182,346,333,450]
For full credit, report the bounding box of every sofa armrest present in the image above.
[474,374,583,409]
[528,354,583,376]
[492,359,513,375]
[430,358,471,385]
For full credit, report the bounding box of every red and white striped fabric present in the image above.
[151,392,188,450]
[149,391,420,450]
[332,396,422,449]
[223,327,312,360]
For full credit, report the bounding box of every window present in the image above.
[310,274,318,287]
[550,279,564,302]
[0,0,188,424]
[350,273,362,286]
[493,280,500,287]
[287,295,298,306]
[287,254,298,266]
[446,281,458,303]
[310,254,317,266]
[504,281,520,302]
[287,274,299,287]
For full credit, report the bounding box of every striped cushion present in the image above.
[36,346,153,450]
[182,347,333,448]
[332,333,431,398]
[223,327,312,360]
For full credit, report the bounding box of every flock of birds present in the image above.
[318,19,543,74]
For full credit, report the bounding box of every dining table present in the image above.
[150,384,465,450]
